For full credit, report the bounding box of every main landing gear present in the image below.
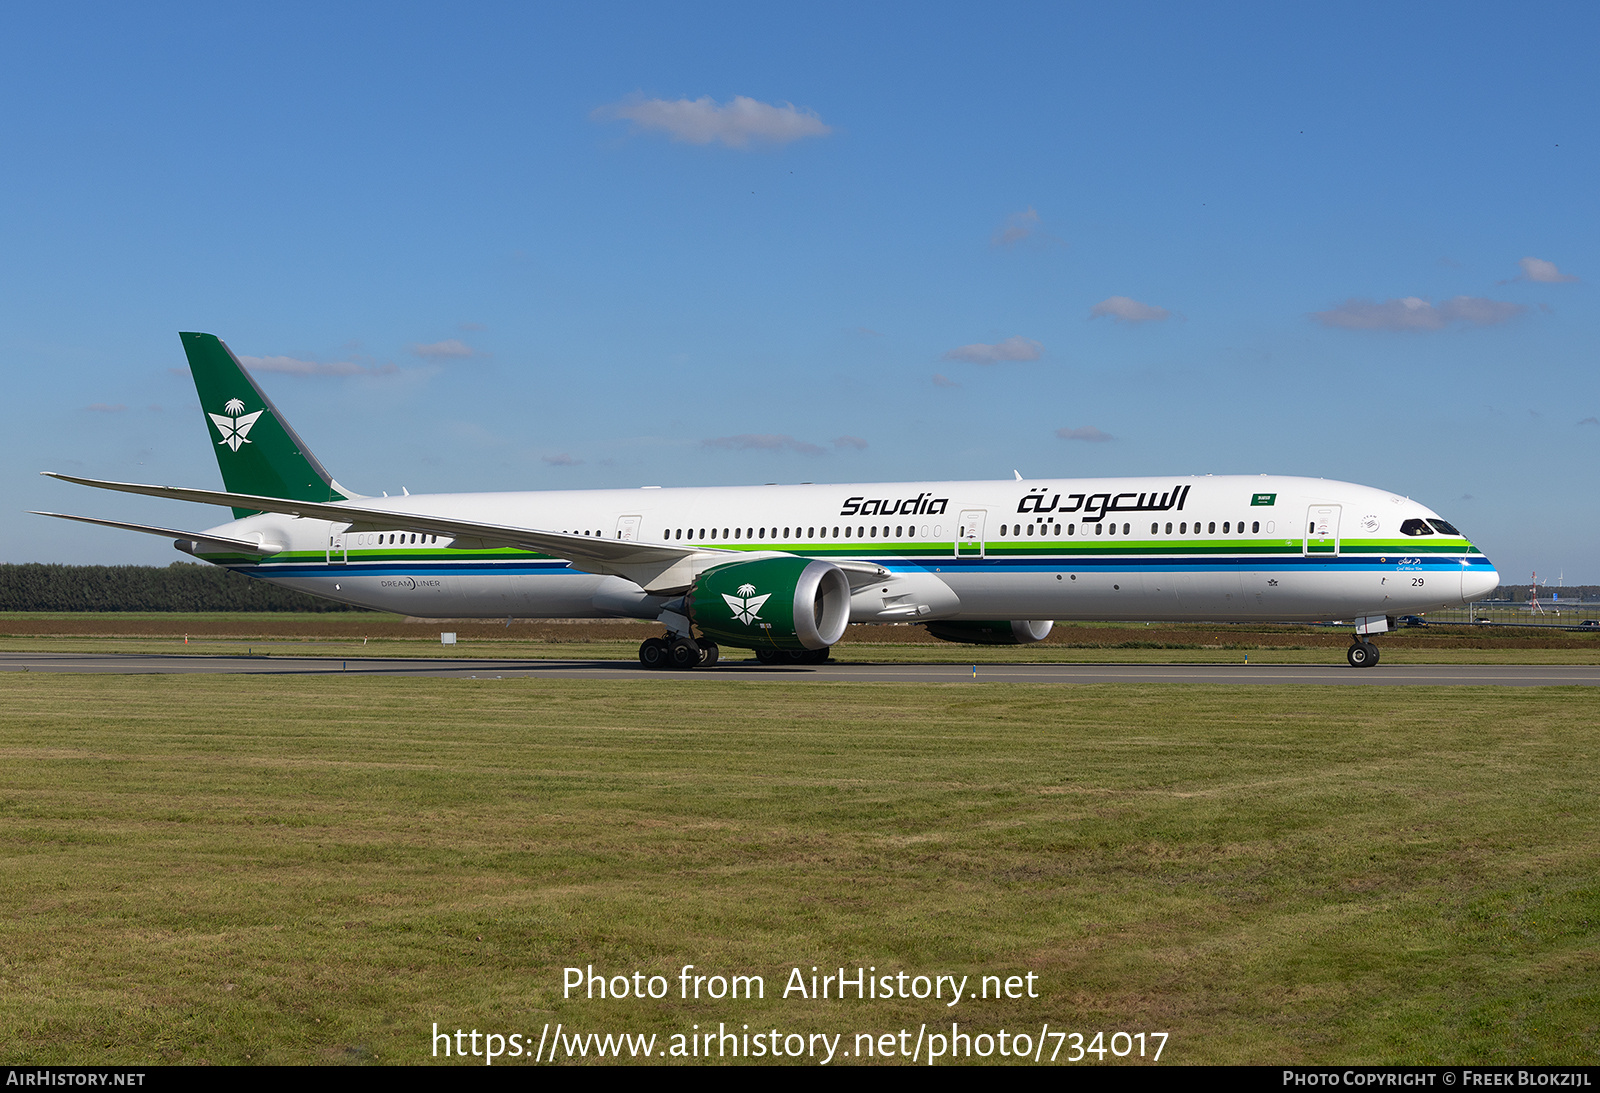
[639,635,719,671]
[1347,637,1381,669]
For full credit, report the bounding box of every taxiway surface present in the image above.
[2,652,1596,686]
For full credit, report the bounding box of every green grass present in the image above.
[0,676,1596,1065]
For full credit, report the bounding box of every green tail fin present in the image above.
[179,332,351,517]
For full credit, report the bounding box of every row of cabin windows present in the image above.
[652,519,1276,543]
[998,520,1267,537]
[349,533,439,546]
[346,519,1291,548]
[662,525,947,541]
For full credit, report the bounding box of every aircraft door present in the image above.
[615,515,642,541]
[955,509,986,558]
[326,532,348,565]
[1303,505,1341,556]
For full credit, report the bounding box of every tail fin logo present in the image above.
[207,401,265,452]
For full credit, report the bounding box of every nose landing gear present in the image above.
[1346,614,1393,669]
[1347,638,1380,668]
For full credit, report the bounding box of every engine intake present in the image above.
[923,619,1054,645]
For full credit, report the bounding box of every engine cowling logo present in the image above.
[722,584,772,626]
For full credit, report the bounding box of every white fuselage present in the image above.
[192,474,1499,626]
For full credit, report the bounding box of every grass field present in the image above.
[1,674,1595,1065]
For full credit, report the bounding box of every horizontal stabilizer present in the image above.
[31,511,285,555]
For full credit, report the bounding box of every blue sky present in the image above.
[4,2,1596,583]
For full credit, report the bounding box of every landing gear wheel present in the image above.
[792,648,830,665]
[755,648,783,665]
[1346,640,1380,668]
[697,641,720,668]
[667,636,702,670]
[639,637,668,670]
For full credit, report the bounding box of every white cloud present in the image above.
[241,354,398,376]
[932,373,960,388]
[542,453,582,466]
[1089,296,1170,324]
[990,206,1064,249]
[594,95,831,148]
[1517,257,1579,283]
[1313,295,1525,331]
[1056,426,1114,442]
[1579,417,1599,427]
[702,433,824,455]
[833,435,868,451]
[85,402,126,413]
[411,339,480,360]
[941,335,1042,364]
[992,207,1039,247]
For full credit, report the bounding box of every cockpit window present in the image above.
[1400,519,1434,536]
[1427,519,1461,536]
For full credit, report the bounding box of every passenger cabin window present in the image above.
[1401,519,1435,536]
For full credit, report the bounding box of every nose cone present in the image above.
[1461,558,1499,603]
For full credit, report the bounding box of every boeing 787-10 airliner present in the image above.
[36,333,1500,669]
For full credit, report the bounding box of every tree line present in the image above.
[0,563,369,612]
[1491,584,1600,604]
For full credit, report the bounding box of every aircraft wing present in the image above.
[40,472,887,593]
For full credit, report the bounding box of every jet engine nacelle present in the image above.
[687,557,851,651]
[923,619,1055,645]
